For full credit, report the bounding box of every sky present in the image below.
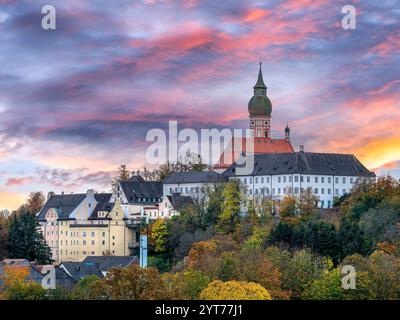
[0,0,399,211]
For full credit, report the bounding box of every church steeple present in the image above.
[248,62,272,138]
[254,62,267,90]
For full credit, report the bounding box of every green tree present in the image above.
[7,209,52,264]
[217,182,241,234]
[71,275,101,300]
[150,219,168,253]
[0,216,9,259]
[182,270,210,300]
[302,268,344,300]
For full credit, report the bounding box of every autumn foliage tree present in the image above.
[200,280,272,300]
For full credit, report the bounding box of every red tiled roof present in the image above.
[214,137,294,169]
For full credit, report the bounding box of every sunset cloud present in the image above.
[0,0,399,211]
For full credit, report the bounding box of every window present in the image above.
[102,232,105,237]
[283,188,286,194]
[83,240,86,245]
[328,177,331,183]
[328,201,331,208]
[102,240,105,245]
[255,177,258,183]
[335,189,339,195]
[169,188,173,193]
[267,177,270,183]
[328,189,331,194]
[321,188,325,194]
[315,176,318,183]
[283,176,286,183]
[83,232,86,237]
[250,178,253,184]
[91,232,95,237]
[314,188,318,194]
[321,177,325,183]
[350,178,354,184]
[335,177,339,184]
[307,176,310,183]
[244,178,247,184]
[294,187,299,194]
[321,200,325,207]
[261,177,264,183]
[91,240,95,245]
[278,177,281,183]
[294,176,299,182]
[289,176,292,182]
[343,177,346,184]
[278,188,281,195]
[343,189,346,195]
[300,176,303,183]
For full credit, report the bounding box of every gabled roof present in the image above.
[214,137,294,169]
[60,262,103,282]
[224,152,376,177]
[83,256,138,271]
[167,194,195,211]
[37,193,113,221]
[119,180,162,204]
[37,194,86,221]
[163,171,227,184]
[89,194,114,220]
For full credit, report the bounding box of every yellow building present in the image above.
[37,190,140,263]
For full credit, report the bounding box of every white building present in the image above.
[224,152,376,208]
[163,171,227,199]
[158,193,195,219]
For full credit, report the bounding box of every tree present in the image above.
[90,265,165,300]
[71,275,101,300]
[0,266,47,300]
[117,164,130,180]
[217,182,241,234]
[217,252,240,281]
[279,195,297,218]
[150,219,168,253]
[302,268,344,300]
[182,270,210,300]
[200,280,272,300]
[264,247,327,299]
[0,216,9,259]
[26,192,45,214]
[7,209,52,264]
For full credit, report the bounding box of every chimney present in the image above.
[47,191,55,199]
[86,189,95,196]
[61,191,64,195]
[299,145,304,152]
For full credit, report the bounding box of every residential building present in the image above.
[112,173,163,220]
[158,193,195,219]
[37,190,139,263]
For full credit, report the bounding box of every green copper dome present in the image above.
[248,63,272,116]
[248,95,272,116]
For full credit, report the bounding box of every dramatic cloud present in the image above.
[0,0,399,210]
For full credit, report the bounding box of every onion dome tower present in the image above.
[248,62,272,138]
